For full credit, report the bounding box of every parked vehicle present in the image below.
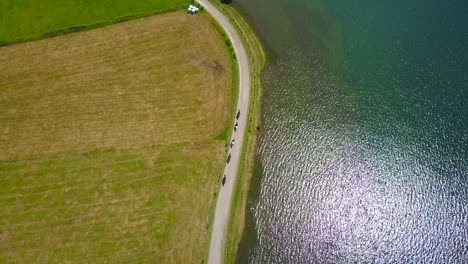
[230,139,235,148]
[226,153,231,163]
[234,122,238,131]
[222,175,227,186]
[236,110,240,120]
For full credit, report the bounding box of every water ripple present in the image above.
[248,49,468,263]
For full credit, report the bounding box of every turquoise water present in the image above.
[235,0,468,262]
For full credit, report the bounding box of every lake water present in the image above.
[234,0,468,262]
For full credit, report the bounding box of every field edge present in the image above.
[0,4,187,47]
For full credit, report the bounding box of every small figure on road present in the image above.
[236,110,240,120]
[222,175,226,186]
[230,139,235,148]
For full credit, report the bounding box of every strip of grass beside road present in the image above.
[206,13,240,142]
[204,1,266,263]
[0,0,189,46]
[199,11,239,262]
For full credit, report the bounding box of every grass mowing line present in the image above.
[203,1,266,263]
[0,0,189,46]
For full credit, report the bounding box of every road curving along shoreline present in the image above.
[197,0,251,263]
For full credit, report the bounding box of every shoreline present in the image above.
[201,1,266,263]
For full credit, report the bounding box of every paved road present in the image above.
[197,1,251,263]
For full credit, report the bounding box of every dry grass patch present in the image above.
[0,11,231,159]
[0,11,232,263]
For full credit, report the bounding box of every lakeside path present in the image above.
[197,1,251,263]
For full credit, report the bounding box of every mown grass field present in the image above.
[0,11,233,263]
[0,0,189,44]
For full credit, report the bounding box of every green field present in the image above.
[0,11,233,263]
[0,0,189,44]
[0,144,223,262]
